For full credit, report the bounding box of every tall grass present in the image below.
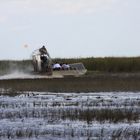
[0,92,139,139]
[1,57,140,73]
[54,57,140,72]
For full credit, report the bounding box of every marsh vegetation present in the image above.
[0,57,140,139]
[1,57,140,75]
[0,92,140,140]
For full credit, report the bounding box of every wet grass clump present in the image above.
[0,92,140,140]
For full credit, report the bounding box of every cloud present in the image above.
[36,0,115,15]
[0,0,116,16]
[10,25,31,32]
[0,16,7,23]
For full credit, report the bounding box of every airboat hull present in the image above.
[32,63,87,77]
[52,69,87,77]
[32,47,87,77]
[32,69,87,78]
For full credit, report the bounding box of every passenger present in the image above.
[66,63,70,70]
[40,55,47,63]
[40,55,48,71]
[53,63,61,70]
[62,63,70,70]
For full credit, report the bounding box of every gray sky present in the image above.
[0,0,140,60]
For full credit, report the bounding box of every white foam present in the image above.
[0,71,63,79]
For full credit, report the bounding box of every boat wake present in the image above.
[0,71,63,80]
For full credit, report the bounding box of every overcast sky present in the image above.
[0,0,140,60]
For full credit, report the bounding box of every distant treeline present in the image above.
[0,57,140,74]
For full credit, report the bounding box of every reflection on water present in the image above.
[0,92,140,140]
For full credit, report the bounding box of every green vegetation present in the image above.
[1,76,140,92]
[54,57,140,72]
[1,57,140,74]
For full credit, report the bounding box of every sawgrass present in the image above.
[1,75,140,92]
[54,57,140,72]
[1,57,140,74]
[1,57,140,93]
[0,96,139,139]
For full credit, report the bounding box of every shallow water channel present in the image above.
[0,92,140,140]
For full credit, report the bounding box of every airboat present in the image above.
[32,46,87,77]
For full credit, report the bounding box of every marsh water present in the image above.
[0,91,140,140]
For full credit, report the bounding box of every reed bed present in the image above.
[0,107,139,123]
[1,76,140,92]
[0,125,139,140]
[53,57,140,72]
[1,57,140,74]
[0,92,140,139]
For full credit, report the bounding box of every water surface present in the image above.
[0,92,140,140]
